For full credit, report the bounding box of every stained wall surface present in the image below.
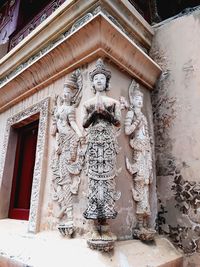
[150,10,200,265]
[0,59,156,240]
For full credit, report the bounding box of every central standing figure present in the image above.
[82,58,121,251]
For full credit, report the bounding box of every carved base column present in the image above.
[87,219,117,252]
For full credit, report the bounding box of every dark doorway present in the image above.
[157,0,200,21]
[8,120,39,220]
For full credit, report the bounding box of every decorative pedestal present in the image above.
[133,227,156,241]
[87,224,117,252]
[58,221,75,237]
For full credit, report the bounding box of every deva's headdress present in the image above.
[89,58,111,82]
[64,71,79,90]
[128,80,143,106]
[63,69,83,106]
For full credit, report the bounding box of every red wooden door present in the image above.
[9,120,39,220]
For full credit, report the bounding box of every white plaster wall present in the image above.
[150,10,200,265]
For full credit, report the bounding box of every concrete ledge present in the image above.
[0,220,183,267]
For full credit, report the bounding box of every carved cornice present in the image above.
[0,0,153,76]
[0,3,161,113]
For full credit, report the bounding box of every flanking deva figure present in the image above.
[125,80,156,241]
[82,58,121,251]
[51,69,84,237]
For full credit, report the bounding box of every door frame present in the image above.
[8,120,39,221]
[0,97,49,233]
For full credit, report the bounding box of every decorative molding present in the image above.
[0,97,50,233]
[0,6,144,87]
[0,0,154,76]
[0,12,161,113]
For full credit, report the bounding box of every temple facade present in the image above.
[0,0,200,266]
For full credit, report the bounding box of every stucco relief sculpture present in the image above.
[51,70,84,237]
[82,58,121,251]
[124,80,156,241]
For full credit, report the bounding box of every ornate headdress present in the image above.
[133,86,143,98]
[89,58,111,82]
[63,69,83,105]
[64,71,79,90]
[129,80,143,107]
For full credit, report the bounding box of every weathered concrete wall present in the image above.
[150,10,200,265]
[0,59,156,240]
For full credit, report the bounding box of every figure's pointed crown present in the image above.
[133,84,143,98]
[64,71,78,90]
[89,58,111,81]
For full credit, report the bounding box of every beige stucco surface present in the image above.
[0,219,182,267]
[150,9,200,266]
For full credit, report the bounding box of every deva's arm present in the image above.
[98,102,121,127]
[125,110,140,135]
[82,104,97,128]
[51,107,58,136]
[68,106,83,138]
[113,102,121,127]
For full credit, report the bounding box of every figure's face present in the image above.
[132,95,143,108]
[93,73,107,92]
[63,86,72,102]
